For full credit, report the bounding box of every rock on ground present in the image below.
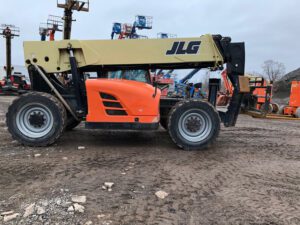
[71,195,87,204]
[0,211,14,216]
[67,205,74,212]
[104,182,114,188]
[23,203,35,218]
[73,203,85,213]
[3,213,20,222]
[155,191,169,199]
[36,205,46,215]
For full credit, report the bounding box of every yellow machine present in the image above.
[7,34,247,150]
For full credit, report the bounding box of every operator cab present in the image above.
[107,69,151,84]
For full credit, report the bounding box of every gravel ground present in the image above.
[0,96,299,225]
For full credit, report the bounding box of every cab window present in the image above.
[108,70,150,84]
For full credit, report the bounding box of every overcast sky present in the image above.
[0,0,299,74]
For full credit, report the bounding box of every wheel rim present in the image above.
[178,109,213,143]
[16,103,54,138]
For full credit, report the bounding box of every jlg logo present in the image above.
[166,41,201,55]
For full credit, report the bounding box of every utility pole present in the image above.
[0,24,20,81]
[57,0,89,40]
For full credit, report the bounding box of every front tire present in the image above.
[168,100,220,151]
[6,92,67,147]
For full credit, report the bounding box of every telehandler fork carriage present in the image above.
[7,34,247,150]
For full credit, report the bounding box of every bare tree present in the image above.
[262,60,286,83]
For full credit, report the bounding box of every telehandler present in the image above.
[6,34,247,150]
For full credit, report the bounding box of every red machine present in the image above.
[217,70,233,106]
[152,70,175,97]
[0,73,31,94]
[250,77,278,113]
[217,71,278,114]
[281,81,300,117]
[111,15,153,40]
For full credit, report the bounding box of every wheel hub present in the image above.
[16,104,54,139]
[29,111,47,128]
[185,116,202,133]
[178,109,213,143]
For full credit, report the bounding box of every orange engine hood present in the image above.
[86,79,161,123]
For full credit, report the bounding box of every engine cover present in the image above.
[86,79,161,124]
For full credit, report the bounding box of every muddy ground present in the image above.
[0,96,299,225]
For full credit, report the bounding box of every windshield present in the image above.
[108,70,150,83]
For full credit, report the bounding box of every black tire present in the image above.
[272,103,280,114]
[168,100,220,151]
[160,118,168,130]
[66,116,81,131]
[260,103,273,114]
[6,92,67,147]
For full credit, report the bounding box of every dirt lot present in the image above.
[0,96,299,225]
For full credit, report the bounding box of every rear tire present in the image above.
[168,100,220,151]
[6,92,67,147]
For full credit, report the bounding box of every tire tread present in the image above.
[6,92,67,147]
[167,99,220,151]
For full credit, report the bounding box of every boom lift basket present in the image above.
[47,15,63,32]
[39,23,48,35]
[0,24,20,38]
[122,24,133,35]
[158,33,177,39]
[112,23,122,34]
[57,0,89,12]
[135,15,153,29]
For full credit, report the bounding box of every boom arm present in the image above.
[24,34,225,73]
